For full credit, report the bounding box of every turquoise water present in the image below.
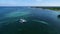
[0,7,60,34]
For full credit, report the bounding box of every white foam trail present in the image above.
[32,20,48,25]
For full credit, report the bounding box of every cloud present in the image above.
[0,0,60,6]
[0,0,19,6]
[35,0,42,1]
[39,2,60,6]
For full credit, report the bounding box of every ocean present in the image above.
[0,6,60,34]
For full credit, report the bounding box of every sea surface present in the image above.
[0,6,60,34]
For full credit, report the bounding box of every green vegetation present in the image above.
[31,7,60,11]
[43,7,60,11]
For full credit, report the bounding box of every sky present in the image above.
[0,0,60,6]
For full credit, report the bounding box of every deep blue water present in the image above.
[0,7,60,34]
